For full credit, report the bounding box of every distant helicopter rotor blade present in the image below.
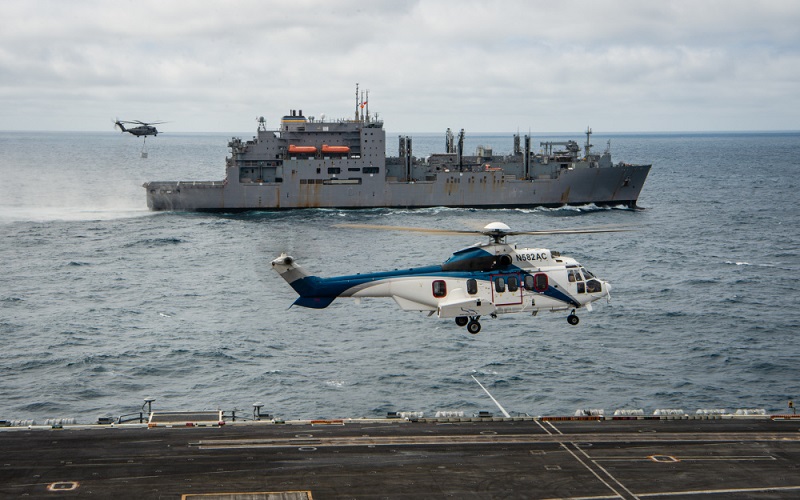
[127,120,166,125]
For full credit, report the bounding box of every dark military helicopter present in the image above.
[114,119,165,137]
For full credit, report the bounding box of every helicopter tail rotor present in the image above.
[271,253,310,285]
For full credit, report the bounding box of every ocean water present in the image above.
[1,129,799,423]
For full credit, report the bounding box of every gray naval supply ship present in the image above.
[144,93,651,211]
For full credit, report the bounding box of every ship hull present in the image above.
[145,164,650,212]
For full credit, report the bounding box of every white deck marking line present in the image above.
[559,443,627,499]
[593,455,777,463]
[545,420,563,434]
[545,421,639,498]
[574,444,640,500]
[535,421,626,498]
[636,485,800,497]
[534,419,553,435]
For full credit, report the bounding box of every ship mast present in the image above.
[584,126,593,156]
[355,83,360,121]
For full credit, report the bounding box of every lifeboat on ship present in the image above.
[288,145,317,154]
[321,144,350,154]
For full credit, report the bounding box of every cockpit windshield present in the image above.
[581,267,595,280]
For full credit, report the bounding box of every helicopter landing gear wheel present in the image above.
[455,316,469,327]
[467,320,482,334]
[567,311,579,325]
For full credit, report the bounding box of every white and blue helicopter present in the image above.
[271,222,626,333]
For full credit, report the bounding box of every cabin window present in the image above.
[533,273,548,292]
[494,277,506,293]
[432,280,447,298]
[586,279,602,293]
[507,275,519,292]
[577,282,585,294]
[328,167,341,174]
[466,279,478,295]
[363,167,379,174]
[523,275,534,290]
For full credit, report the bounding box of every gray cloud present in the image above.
[1,0,798,132]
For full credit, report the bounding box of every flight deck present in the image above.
[2,415,799,499]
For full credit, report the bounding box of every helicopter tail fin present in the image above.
[271,253,335,309]
[271,253,310,286]
[114,120,126,132]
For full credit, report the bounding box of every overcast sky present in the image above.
[2,0,799,133]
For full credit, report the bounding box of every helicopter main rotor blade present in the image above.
[334,223,480,236]
[508,226,634,236]
[335,223,634,237]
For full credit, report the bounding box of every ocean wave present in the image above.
[515,203,634,215]
[124,237,186,247]
[67,261,91,266]
[4,131,800,422]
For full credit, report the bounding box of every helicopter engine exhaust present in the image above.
[497,254,513,268]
